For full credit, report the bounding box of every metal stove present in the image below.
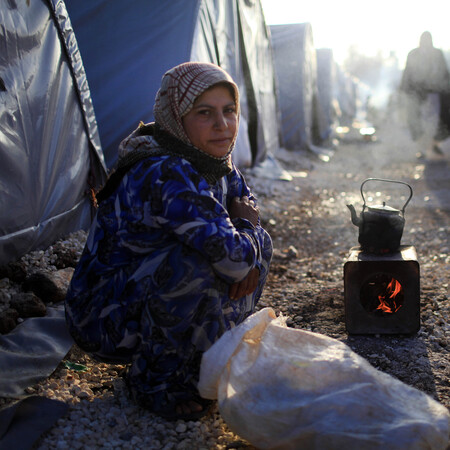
[344,245,420,335]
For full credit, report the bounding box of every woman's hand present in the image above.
[229,196,259,226]
[229,268,260,300]
[228,196,260,299]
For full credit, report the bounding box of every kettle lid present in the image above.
[367,202,400,214]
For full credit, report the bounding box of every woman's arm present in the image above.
[149,159,264,284]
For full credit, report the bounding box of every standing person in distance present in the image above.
[400,31,450,157]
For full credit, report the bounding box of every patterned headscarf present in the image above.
[153,62,240,157]
[105,62,240,198]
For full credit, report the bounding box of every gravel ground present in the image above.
[0,116,449,449]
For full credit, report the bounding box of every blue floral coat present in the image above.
[65,154,272,411]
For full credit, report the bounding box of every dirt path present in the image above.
[248,116,450,410]
[2,117,448,449]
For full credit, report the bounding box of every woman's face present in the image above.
[182,84,238,157]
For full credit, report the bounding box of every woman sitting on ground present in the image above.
[65,62,272,420]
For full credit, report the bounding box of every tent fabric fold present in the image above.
[0,0,107,265]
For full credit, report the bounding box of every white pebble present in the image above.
[176,423,187,433]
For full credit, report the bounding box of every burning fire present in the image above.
[376,278,402,313]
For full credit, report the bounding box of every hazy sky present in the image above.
[260,0,449,65]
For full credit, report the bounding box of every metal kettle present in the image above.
[347,178,413,254]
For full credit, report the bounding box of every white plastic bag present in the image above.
[198,308,450,450]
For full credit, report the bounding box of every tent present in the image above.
[335,66,358,128]
[316,48,340,146]
[64,0,281,170]
[269,23,323,152]
[0,0,107,265]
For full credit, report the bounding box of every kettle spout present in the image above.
[347,204,361,226]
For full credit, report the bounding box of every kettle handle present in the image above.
[360,178,413,214]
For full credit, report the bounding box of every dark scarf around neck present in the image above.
[95,122,232,204]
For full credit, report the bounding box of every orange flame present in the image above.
[376,278,402,313]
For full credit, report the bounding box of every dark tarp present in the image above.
[64,0,280,170]
[0,396,69,450]
[0,304,74,448]
[0,0,107,265]
[0,306,73,398]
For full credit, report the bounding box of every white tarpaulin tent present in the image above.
[0,0,107,265]
[64,0,281,170]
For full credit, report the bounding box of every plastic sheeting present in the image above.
[0,0,107,265]
[0,306,73,398]
[270,23,318,151]
[199,308,450,450]
[64,0,280,170]
[0,396,69,450]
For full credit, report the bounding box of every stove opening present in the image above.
[360,273,404,314]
